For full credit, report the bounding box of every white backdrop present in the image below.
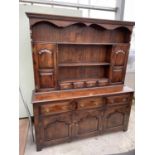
[19,4,82,118]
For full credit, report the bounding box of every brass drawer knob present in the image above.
[111,100,114,103]
[62,106,67,110]
[80,104,84,107]
[123,98,127,102]
[46,109,50,112]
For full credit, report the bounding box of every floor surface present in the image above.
[19,118,29,155]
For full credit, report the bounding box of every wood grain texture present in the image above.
[32,86,132,103]
[26,13,135,31]
[32,89,133,150]
[29,14,134,91]
[26,13,135,151]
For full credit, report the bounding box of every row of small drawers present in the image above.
[59,79,109,90]
[40,94,130,115]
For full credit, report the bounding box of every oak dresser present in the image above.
[26,13,135,151]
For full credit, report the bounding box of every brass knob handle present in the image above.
[123,98,127,102]
[80,104,84,107]
[46,109,50,112]
[62,106,66,110]
[111,100,114,103]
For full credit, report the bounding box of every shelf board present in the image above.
[58,62,110,67]
[57,42,114,45]
[38,69,54,72]
[32,41,129,46]
[59,78,109,83]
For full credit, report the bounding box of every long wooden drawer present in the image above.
[76,97,105,110]
[106,94,130,106]
[40,101,75,115]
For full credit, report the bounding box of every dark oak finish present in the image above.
[27,13,134,92]
[26,13,135,151]
[74,109,102,139]
[103,105,130,132]
[33,88,133,151]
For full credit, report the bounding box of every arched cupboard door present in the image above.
[102,105,130,132]
[110,45,130,83]
[32,43,57,91]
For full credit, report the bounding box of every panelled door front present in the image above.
[73,109,103,139]
[102,105,130,132]
[41,112,72,146]
[110,45,130,83]
[33,43,57,91]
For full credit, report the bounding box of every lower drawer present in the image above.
[76,97,105,110]
[106,94,130,106]
[40,101,75,115]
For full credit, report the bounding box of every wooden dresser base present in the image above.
[32,86,134,151]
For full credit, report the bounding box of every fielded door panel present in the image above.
[111,45,129,66]
[73,109,103,138]
[33,43,57,90]
[41,112,72,145]
[110,45,130,83]
[102,105,130,132]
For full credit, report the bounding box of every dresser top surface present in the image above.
[32,86,134,104]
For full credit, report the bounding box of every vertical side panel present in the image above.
[32,44,40,90]
[33,104,43,150]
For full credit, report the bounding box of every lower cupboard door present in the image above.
[41,113,72,145]
[103,106,130,132]
[74,109,102,138]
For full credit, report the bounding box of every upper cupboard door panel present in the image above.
[32,22,131,43]
[111,45,130,66]
[34,43,57,69]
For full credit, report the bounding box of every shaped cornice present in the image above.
[27,13,134,32]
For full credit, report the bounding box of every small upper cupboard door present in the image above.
[33,43,57,90]
[41,113,72,145]
[36,44,56,69]
[111,45,129,66]
[110,44,130,83]
[102,106,130,133]
[73,109,102,138]
[39,49,53,69]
